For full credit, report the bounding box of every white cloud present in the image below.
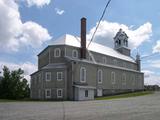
[0,0,51,52]
[55,8,65,15]
[25,0,51,7]
[150,60,160,68]
[142,70,154,78]
[144,75,160,86]
[153,40,160,53]
[20,21,51,48]
[142,70,160,86]
[0,61,37,83]
[87,21,152,49]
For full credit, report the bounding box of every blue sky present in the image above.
[0,0,160,85]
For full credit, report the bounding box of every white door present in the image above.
[97,89,102,97]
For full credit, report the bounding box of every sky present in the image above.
[0,0,160,85]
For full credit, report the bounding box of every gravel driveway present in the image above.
[0,92,160,120]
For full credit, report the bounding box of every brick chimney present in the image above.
[80,17,86,59]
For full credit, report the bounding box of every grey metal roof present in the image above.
[50,34,136,63]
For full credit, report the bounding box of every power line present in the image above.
[87,0,112,48]
[141,53,159,60]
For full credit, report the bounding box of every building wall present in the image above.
[31,45,144,100]
[64,45,138,70]
[38,45,138,71]
[72,61,144,96]
[74,87,94,101]
[31,68,68,100]
[38,48,49,70]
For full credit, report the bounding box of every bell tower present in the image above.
[114,29,130,56]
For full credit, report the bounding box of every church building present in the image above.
[30,18,144,101]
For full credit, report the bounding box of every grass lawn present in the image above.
[0,91,154,102]
[0,98,33,102]
[95,91,154,100]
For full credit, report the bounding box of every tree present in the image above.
[0,66,30,99]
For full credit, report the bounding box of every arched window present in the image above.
[113,59,117,65]
[72,50,78,58]
[111,72,115,84]
[80,67,86,82]
[54,48,61,57]
[97,69,103,83]
[102,57,107,64]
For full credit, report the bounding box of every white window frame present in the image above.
[45,89,51,98]
[111,72,115,84]
[45,72,51,82]
[54,48,61,57]
[97,69,103,83]
[80,67,86,83]
[102,57,107,64]
[122,73,126,85]
[57,89,63,98]
[85,90,88,97]
[57,72,63,81]
[72,50,78,58]
[113,59,117,65]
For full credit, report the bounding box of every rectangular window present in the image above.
[45,89,51,98]
[80,67,86,82]
[111,72,115,84]
[54,48,61,57]
[85,90,88,97]
[45,72,51,81]
[57,89,63,98]
[57,72,63,81]
[72,50,78,58]
[98,69,103,83]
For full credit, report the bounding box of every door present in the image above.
[97,89,102,97]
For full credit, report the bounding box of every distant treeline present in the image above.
[144,85,160,91]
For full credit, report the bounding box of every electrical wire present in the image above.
[87,0,112,48]
[141,53,159,60]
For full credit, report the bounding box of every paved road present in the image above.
[0,92,160,120]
